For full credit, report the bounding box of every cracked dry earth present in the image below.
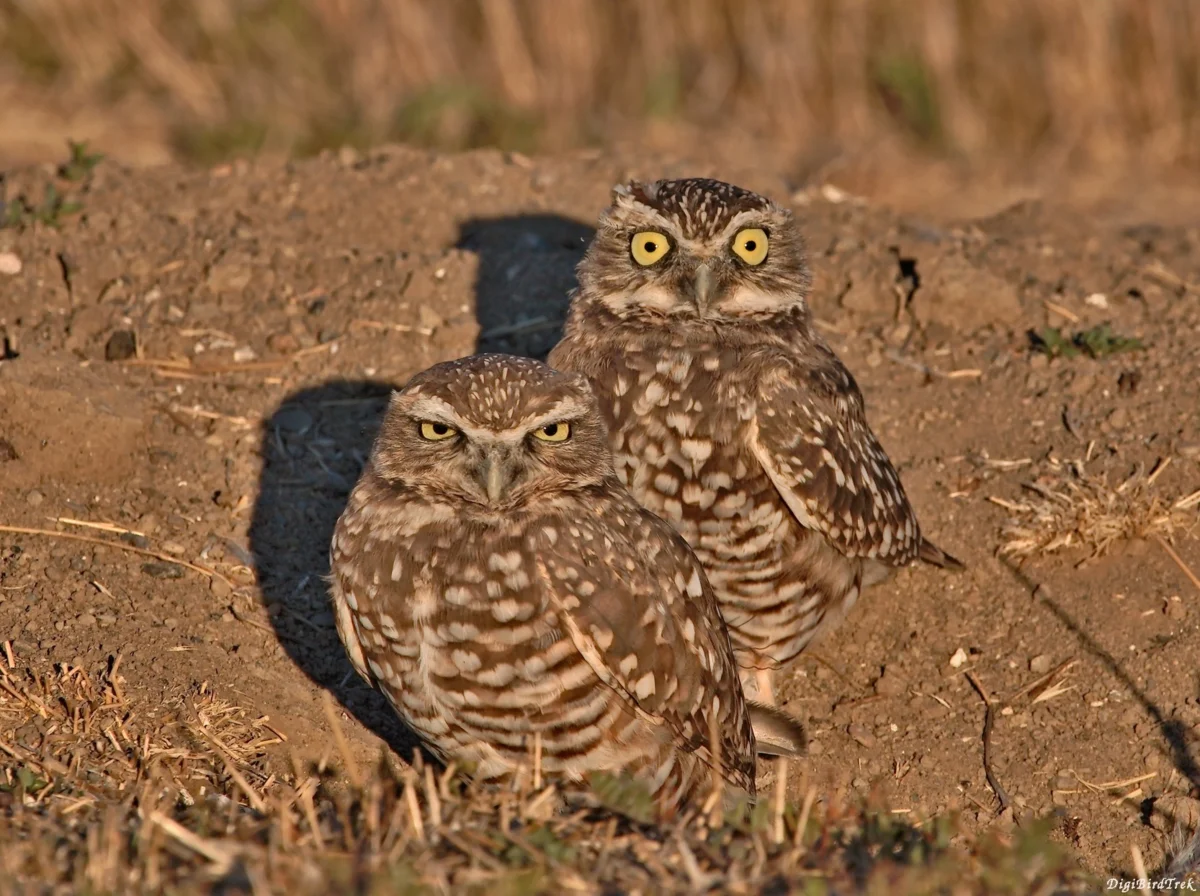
[1,146,1199,878]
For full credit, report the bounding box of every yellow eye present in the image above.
[419,421,458,441]
[630,231,671,266]
[532,422,571,443]
[731,227,769,265]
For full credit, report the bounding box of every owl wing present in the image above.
[529,494,756,791]
[747,352,924,565]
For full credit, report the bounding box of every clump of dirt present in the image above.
[1,144,1199,889]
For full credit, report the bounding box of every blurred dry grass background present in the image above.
[1,1,1198,174]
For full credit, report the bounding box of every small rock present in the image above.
[210,577,232,600]
[141,561,184,579]
[163,617,179,630]
[96,612,117,627]
[1107,407,1128,429]
[1067,371,1095,396]
[26,489,45,507]
[821,184,850,204]
[137,513,159,535]
[273,405,313,434]
[1149,796,1200,834]
[76,612,97,627]
[160,541,186,556]
[104,330,138,361]
[1030,654,1053,674]
[949,647,968,668]
[0,251,22,276]
[418,305,444,330]
[874,668,907,697]
[1165,595,1186,620]
[267,332,300,354]
[337,146,361,168]
[848,723,877,748]
[206,259,253,295]
[1033,583,1053,601]
[1084,292,1109,309]
[232,346,257,363]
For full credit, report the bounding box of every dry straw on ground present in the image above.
[0,653,1093,893]
[992,456,1200,564]
[1,0,1198,168]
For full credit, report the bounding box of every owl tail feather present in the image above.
[919,538,965,571]
[747,702,807,758]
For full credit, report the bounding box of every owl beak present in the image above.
[481,450,514,505]
[692,263,715,312]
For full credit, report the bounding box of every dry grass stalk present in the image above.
[1,0,1199,170]
[993,459,1199,562]
[0,652,1098,893]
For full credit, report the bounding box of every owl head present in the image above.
[576,177,812,323]
[369,354,614,511]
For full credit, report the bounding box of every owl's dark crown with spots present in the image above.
[616,178,781,241]
[397,353,595,431]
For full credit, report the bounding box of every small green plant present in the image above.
[0,766,49,795]
[0,183,82,230]
[585,770,655,824]
[1031,324,1145,359]
[59,139,105,181]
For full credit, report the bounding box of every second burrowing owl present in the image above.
[329,353,803,816]
[548,178,962,704]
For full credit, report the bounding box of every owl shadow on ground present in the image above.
[246,214,594,762]
[457,213,595,359]
[248,380,422,760]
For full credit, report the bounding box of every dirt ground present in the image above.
[1,145,1199,883]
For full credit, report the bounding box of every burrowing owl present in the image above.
[548,178,962,705]
[329,353,803,815]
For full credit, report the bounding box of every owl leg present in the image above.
[750,667,792,806]
[755,667,776,707]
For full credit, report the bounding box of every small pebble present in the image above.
[874,667,907,697]
[1107,407,1128,429]
[76,613,96,627]
[141,561,184,579]
[26,490,45,507]
[0,252,22,275]
[104,330,138,361]
[273,405,313,434]
[160,541,186,556]
[1165,595,1186,620]
[1030,654,1053,674]
[210,577,233,600]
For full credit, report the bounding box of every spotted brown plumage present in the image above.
[548,178,962,703]
[329,354,803,815]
